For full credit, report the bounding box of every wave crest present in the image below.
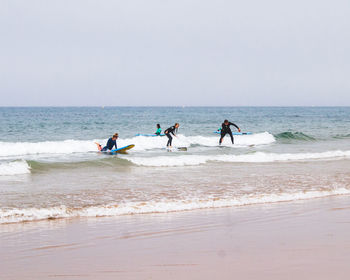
[1,188,349,224]
[0,160,31,176]
[275,132,316,141]
[127,150,350,167]
[0,132,274,157]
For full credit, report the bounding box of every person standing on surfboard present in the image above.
[95,133,118,152]
[155,124,162,135]
[164,123,179,147]
[219,120,240,145]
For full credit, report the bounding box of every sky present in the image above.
[1,0,350,106]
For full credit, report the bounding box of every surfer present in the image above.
[95,133,118,152]
[164,123,179,147]
[155,124,162,135]
[219,120,240,145]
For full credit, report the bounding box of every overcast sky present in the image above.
[1,0,350,106]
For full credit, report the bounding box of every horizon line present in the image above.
[1,105,350,108]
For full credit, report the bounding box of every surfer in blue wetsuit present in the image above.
[219,120,240,145]
[164,123,179,147]
[155,124,162,135]
[95,133,118,151]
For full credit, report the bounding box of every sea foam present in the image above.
[0,132,274,157]
[0,160,31,176]
[1,188,349,224]
[127,150,350,166]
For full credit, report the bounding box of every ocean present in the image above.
[0,106,349,224]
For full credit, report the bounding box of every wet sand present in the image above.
[1,195,350,280]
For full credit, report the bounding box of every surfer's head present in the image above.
[224,120,229,125]
[157,124,161,128]
[175,123,179,128]
[112,133,119,140]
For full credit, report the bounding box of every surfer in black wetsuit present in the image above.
[95,133,118,151]
[164,123,179,147]
[219,120,240,145]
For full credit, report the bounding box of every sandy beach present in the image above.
[1,194,350,280]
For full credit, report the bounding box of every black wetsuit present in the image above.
[164,126,177,147]
[102,138,117,151]
[219,122,239,144]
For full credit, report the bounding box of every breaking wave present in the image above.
[0,132,274,157]
[275,131,316,141]
[1,188,349,224]
[127,150,350,167]
[0,160,31,176]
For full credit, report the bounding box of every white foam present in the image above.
[0,160,31,176]
[120,132,274,150]
[184,132,275,147]
[0,140,99,157]
[0,132,274,157]
[1,188,349,224]
[128,150,350,166]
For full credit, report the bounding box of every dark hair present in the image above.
[157,124,160,128]
[224,119,228,123]
[113,133,119,138]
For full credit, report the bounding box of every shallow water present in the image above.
[0,107,349,223]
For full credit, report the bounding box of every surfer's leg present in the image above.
[219,131,226,145]
[229,131,234,144]
[166,133,172,147]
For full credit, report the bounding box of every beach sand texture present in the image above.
[1,195,350,280]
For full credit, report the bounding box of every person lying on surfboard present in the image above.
[155,124,162,135]
[164,123,179,148]
[218,120,240,145]
[95,133,118,152]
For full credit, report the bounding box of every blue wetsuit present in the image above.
[102,138,117,151]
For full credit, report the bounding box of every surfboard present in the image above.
[214,131,252,135]
[96,142,135,154]
[110,144,135,154]
[135,133,165,137]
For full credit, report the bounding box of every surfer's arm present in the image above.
[168,126,176,136]
[229,122,240,131]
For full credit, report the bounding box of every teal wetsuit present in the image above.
[155,128,162,135]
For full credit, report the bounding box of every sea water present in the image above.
[0,107,349,223]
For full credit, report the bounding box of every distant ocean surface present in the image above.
[0,107,349,224]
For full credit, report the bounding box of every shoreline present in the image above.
[1,189,350,225]
[1,195,350,279]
